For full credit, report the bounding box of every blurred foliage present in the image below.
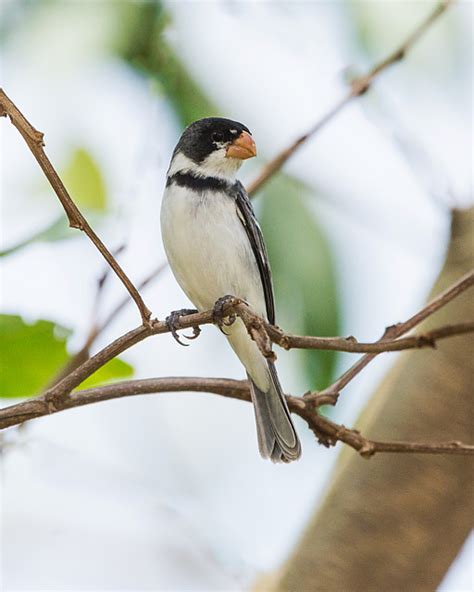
[347,1,459,77]
[260,178,340,390]
[115,1,216,125]
[0,215,69,257]
[1,146,107,258]
[61,147,107,212]
[0,315,133,398]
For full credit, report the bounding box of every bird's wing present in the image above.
[232,181,275,324]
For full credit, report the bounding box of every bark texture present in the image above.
[272,208,474,592]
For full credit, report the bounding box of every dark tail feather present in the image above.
[248,362,301,463]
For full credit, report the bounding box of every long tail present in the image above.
[248,361,301,463]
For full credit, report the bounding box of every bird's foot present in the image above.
[212,295,242,335]
[166,308,200,346]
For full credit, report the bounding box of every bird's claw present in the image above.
[212,295,241,335]
[166,308,200,346]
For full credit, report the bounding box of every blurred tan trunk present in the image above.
[268,208,474,592]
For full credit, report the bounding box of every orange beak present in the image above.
[226,131,257,160]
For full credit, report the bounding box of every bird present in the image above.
[160,117,301,463]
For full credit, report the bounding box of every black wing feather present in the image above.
[231,182,275,324]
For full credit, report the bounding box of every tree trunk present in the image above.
[271,207,474,592]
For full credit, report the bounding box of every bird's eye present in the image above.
[211,132,225,143]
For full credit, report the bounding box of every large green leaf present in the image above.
[0,315,133,398]
[259,176,340,390]
[61,147,107,212]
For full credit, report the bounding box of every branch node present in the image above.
[249,322,276,361]
[69,219,84,230]
[306,392,339,407]
[315,431,335,448]
[393,47,406,62]
[46,397,59,414]
[358,441,376,458]
[415,333,436,349]
[383,323,402,339]
[32,129,45,147]
[351,76,371,96]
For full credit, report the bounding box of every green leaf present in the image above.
[0,315,133,398]
[0,315,71,397]
[78,358,133,390]
[259,175,340,390]
[61,147,107,212]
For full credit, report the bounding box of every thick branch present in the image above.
[271,207,474,592]
[247,0,454,196]
[0,377,472,457]
[0,88,152,325]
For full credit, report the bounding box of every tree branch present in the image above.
[0,271,472,435]
[307,268,474,401]
[1,376,472,457]
[268,321,474,354]
[247,0,455,196]
[0,88,152,325]
[47,262,168,387]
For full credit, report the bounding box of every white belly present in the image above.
[161,183,271,390]
[161,184,267,317]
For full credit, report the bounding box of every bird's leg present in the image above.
[166,308,200,346]
[212,295,243,335]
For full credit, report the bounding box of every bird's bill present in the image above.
[226,131,257,160]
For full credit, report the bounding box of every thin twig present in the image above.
[247,0,455,196]
[89,243,127,331]
[47,262,168,388]
[268,321,474,354]
[98,262,168,338]
[299,412,474,458]
[0,376,472,457]
[309,269,474,400]
[0,88,152,325]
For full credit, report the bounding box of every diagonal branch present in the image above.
[0,88,152,325]
[307,268,474,401]
[247,0,455,196]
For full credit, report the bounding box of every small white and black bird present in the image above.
[161,117,301,463]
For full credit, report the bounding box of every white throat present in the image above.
[168,150,243,181]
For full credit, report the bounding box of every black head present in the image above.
[174,117,253,165]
